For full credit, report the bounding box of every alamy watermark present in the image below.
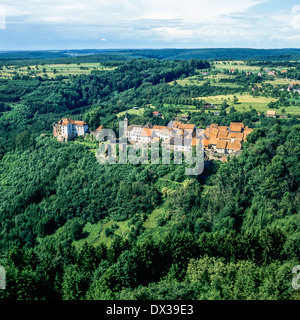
[0,265,5,289]
[0,5,6,30]
[292,265,300,290]
[94,121,204,176]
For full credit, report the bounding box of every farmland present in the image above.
[165,60,300,116]
[213,60,261,72]
[0,62,115,79]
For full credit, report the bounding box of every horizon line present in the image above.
[1,47,300,53]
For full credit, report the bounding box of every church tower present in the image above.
[124,111,129,136]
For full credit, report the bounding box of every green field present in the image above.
[117,105,156,118]
[198,93,276,105]
[168,60,299,92]
[71,204,171,248]
[0,62,115,79]
[168,73,242,88]
[168,76,205,86]
[73,219,131,248]
[213,60,261,72]
[191,94,300,115]
[264,78,299,85]
[164,93,300,115]
[117,108,146,117]
[213,61,298,85]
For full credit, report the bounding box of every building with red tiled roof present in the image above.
[209,137,219,149]
[209,128,219,138]
[229,132,244,141]
[227,141,242,153]
[152,111,161,117]
[152,125,167,130]
[53,118,88,142]
[177,123,196,131]
[203,138,210,148]
[218,130,228,140]
[74,121,86,127]
[216,140,227,153]
[230,124,243,133]
[140,128,153,143]
[230,122,244,128]
[202,122,252,156]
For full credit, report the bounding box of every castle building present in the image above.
[53,118,88,142]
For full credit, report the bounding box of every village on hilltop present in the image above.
[53,112,253,158]
[203,122,253,156]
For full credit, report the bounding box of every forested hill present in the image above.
[1,48,300,64]
[0,120,299,300]
[0,56,299,300]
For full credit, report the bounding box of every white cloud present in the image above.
[2,0,264,24]
[1,0,300,49]
[0,5,6,29]
[291,5,300,29]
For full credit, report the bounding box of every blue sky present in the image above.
[0,0,299,50]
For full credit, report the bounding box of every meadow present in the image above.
[72,205,170,249]
[198,94,299,115]
[213,60,261,72]
[117,108,147,118]
[0,62,115,79]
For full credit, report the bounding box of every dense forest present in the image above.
[1,48,300,63]
[0,55,299,300]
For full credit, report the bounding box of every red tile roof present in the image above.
[178,123,195,130]
[57,118,87,127]
[230,125,243,133]
[218,130,228,139]
[209,137,219,145]
[75,120,87,127]
[153,125,167,130]
[216,140,227,149]
[230,122,245,128]
[227,141,241,151]
[210,128,219,137]
[141,128,152,137]
[203,138,210,147]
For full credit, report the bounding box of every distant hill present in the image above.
[0,48,300,63]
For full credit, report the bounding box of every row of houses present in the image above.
[124,113,199,152]
[123,113,252,155]
[53,115,253,157]
[203,122,253,154]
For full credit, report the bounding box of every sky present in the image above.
[0,0,300,50]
